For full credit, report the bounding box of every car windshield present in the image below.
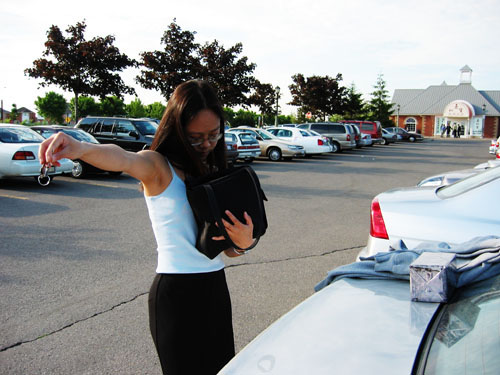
[0,127,44,143]
[436,165,500,199]
[131,120,157,136]
[62,129,100,144]
[421,273,500,374]
[254,129,276,140]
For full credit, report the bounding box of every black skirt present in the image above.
[148,269,235,375]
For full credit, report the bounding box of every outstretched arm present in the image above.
[39,132,161,185]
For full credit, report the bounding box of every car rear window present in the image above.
[420,273,500,374]
[436,166,500,199]
[132,120,157,136]
[0,127,44,143]
[361,124,375,131]
[239,133,257,144]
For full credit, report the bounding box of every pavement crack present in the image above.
[225,244,364,269]
[1,292,148,353]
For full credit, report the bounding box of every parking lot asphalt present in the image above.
[0,138,491,374]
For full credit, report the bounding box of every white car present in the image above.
[266,127,332,156]
[358,165,500,259]
[0,125,73,185]
[489,136,499,154]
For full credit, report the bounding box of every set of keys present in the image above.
[38,164,51,186]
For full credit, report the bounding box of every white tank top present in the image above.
[144,160,224,273]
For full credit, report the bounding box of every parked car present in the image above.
[297,123,356,153]
[346,123,362,148]
[224,133,239,164]
[489,136,500,154]
[309,129,333,150]
[0,125,73,185]
[385,127,424,142]
[341,120,383,145]
[228,127,305,161]
[228,131,261,162]
[266,127,331,156]
[416,168,481,187]
[360,132,373,147]
[219,261,500,375]
[75,116,158,151]
[31,125,119,178]
[381,128,397,145]
[358,165,500,259]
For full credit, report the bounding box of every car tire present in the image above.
[330,141,341,153]
[268,148,282,161]
[382,138,389,145]
[409,136,416,142]
[71,160,86,179]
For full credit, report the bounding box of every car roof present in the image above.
[221,277,438,374]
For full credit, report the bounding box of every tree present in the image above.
[231,109,259,127]
[137,20,259,107]
[145,102,166,120]
[34,91,67,124]
[344,83,367,120]
[366,74,394,127]
[99,96,126,117]
[198,40,256,107]
[289,73,346,120]
[249,81,276,115]
[9,104,19,123]
[136,19,201,100]
[25,20,136,121]
[126,98,146,118]
[70,96,100,118]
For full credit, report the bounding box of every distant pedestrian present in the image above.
[446,124,451,138]
[440,124,446,137]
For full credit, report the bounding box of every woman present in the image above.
[39,80,254,374]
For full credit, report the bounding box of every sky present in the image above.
[2,0,499,117]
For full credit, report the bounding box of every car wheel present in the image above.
[382,138,389,145]
[409,136,416,142]
[331,141,341,153]
[268,148,282,161]
[71,160,86,178]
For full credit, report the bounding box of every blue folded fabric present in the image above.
[315,235,500,292]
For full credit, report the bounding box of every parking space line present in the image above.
[0,194,29,200]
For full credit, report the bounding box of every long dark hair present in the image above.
[151,80,227,177]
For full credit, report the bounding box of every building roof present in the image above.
[392,83,500,116]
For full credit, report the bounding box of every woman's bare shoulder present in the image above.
[137,151,173,196]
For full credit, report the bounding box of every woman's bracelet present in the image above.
[233,248,248,256]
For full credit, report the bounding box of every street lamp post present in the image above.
[396,104,400,127]
[274,86,280,126]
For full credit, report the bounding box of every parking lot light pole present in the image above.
[274,86,280,126]
[396,104,400,127]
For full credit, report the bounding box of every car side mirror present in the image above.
[129,131,139,139]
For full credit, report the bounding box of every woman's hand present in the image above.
[212,210,254,251]
[39,132,83,167]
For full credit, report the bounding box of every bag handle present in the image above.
[203,183,260,251]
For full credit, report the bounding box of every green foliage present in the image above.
[366,74,394,127]
[70,96,100,119]
[126,98,147,118]
[231,109,259,127]
[9,104,19,123]
[145,102,165,120]
[34,91,67,124]
[223,107,236,126]
[289,73,346,120]
[344,83,368,120]
[249,81,276,115]
[25,20,136,120]
[100,96,126,117]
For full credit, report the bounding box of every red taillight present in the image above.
[13,151,36,160]
[370,198,389,239]
[232,144,237,150]
[238,145,259,150]
[346,134,351,141]
[317,139,324,146]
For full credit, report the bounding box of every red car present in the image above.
[341,120,383,145]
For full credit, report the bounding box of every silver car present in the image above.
[228,127,305,161]
[219,267,500,374]
[0,125,73,185]
[359,165,500,259]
